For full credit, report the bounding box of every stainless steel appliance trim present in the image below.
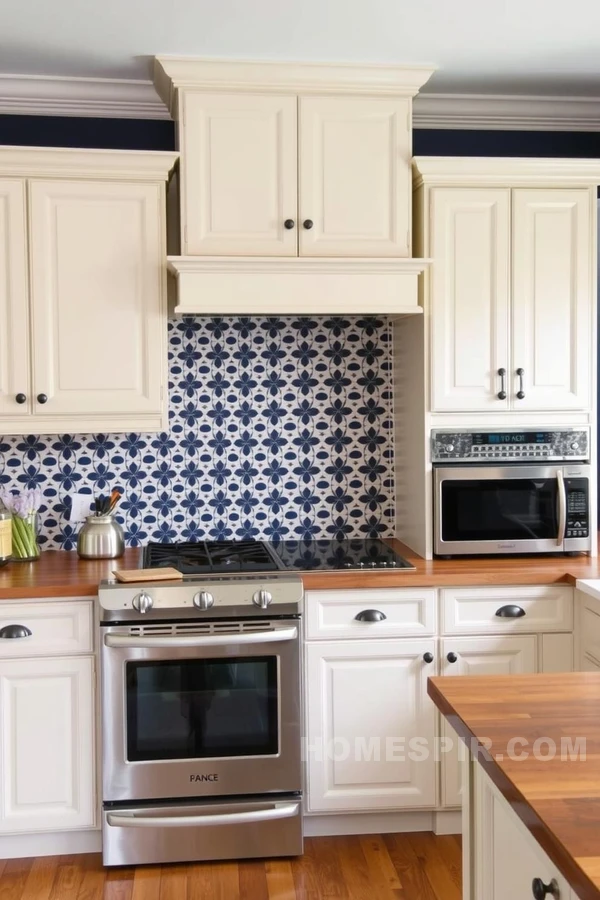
[104,626,298,650]
[556,469,567,547]
[106,802,299,829]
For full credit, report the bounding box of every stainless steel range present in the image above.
[99,537,413,867]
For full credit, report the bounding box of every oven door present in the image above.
[101,619,301,802]
[434,464,590,556]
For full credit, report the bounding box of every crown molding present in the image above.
[414,92,600,131]
[0,73,600,133]
[413,155,600,187]
[0,144,178,179]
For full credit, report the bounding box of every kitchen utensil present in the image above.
[112,567,183,583]
[77,515,125,560]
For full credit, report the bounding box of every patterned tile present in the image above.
[0,316,395,549]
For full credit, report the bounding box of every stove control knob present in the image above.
[132,591,153,615]
[193,590,215,611]
[252,589,273,609]
[571,442,580,450]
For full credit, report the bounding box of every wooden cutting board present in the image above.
[112,567,183,583]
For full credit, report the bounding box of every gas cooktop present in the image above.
[142,539,415,574]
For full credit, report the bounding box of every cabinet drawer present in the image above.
[441,586,573,635]
[0,600,93,657]
[305,589,436,640]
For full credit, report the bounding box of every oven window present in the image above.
[126,656,279,761]
[441,478,558,542]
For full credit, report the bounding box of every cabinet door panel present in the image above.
[512,189,591,410]
[0,180,30,418]
[29,180,164,419]
[181,92,297,256]
[430,188,510,411]
[0,656,95,833]
[440,635,536,808]
[306,639,436,812]
[299,96,411,257]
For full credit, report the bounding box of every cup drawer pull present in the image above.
[495,605,526,618]
[0,624,33,639]
[355,609,387,623]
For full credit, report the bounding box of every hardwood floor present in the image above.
[0,833,462,900]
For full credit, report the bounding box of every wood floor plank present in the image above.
[131,867,161,900]
[333,836,374,900]
[1,858,34,900]
[359,835,403,896]
[158,864,188,900]
[102,866,136,900]
[406,834,462,900]
[75,855,105,900]
[264,860,297,900]
[206,861,240,900]
[238,861,269,900]
[18,858,59,900]
[383,834,438,900]
[307,836,350,899]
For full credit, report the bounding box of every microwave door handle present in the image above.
[557,469,567,547]
[104,626,298,650]
[106,802,300,829]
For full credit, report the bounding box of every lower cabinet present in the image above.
[305,638,436,811]
[473,764,576,899]
[0,600,96,836]
[440,634,537,808]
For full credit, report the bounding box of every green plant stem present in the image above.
[10,521,28,558]
[12,516,39,558]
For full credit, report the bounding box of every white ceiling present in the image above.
[2,0,600,96]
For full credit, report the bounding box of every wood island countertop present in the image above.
[428,672,600,900]
[1,540,600,600]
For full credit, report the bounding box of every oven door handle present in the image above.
[556,469,567,547]
[106,802,300,829]
[103,626,298,649]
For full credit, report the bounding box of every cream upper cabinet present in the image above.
[299,96,411,257]
[0,179,30,418]
[429,188,510,411]
[156,58,433,264]
[29,180,165,420]
[181,92,298,256]
[512,189,591,411]
[413,159,597,414]
[0,147,177,435]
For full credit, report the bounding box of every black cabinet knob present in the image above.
[37,393,48,404]
[447,652,458,663]
[15,393,26,404]
[284,219,295,230]
[531,878,559,899]
[303,219,314,230]
[423,652,434,664]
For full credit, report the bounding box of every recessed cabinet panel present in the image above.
[440,635,536,808]
[512,189,591,410]
[181,92,298,256]
[306,639,436,811]
[299,96,411,257]
[28,180,164,419]
[430,188,510,411]
[0,656,95,833]
[0,180,30,417]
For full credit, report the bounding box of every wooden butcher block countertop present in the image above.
[0,539,599,600]
[428,672,600,900]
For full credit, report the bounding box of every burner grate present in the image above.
[143,540,281,574]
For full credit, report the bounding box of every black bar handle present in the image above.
[355,609,387,623]
[516,368,525,400]
[497,367,507,400]
[496,604,526,618]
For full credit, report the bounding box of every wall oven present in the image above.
[433,427,592,557]
[99,577,303,866]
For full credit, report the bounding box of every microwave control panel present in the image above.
[432,428,590,463]
[566,479,589,539]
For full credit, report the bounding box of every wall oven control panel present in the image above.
[432,428,590,463]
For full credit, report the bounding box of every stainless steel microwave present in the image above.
[432,428,592,557]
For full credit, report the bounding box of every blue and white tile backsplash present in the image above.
[0,316,395,549]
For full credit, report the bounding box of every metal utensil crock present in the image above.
[77,515,124,559]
